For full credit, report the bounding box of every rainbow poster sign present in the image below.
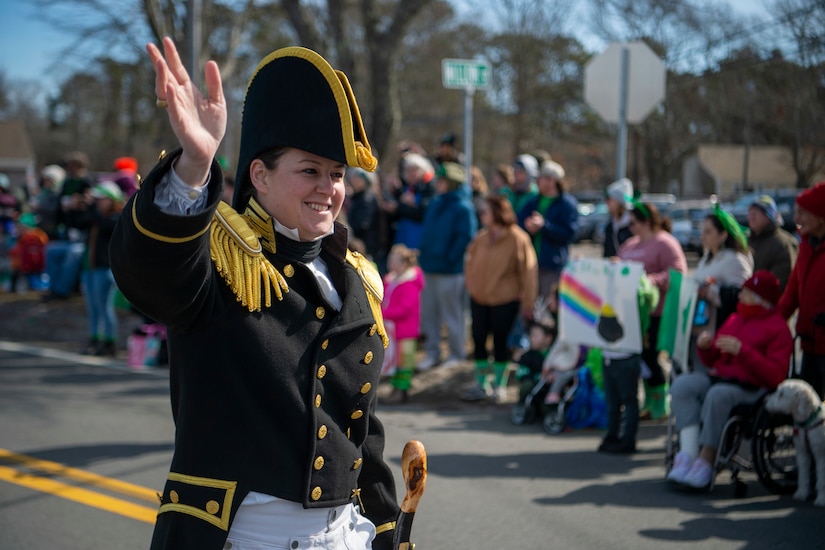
[560,272,601,327]
[558,258,644,352]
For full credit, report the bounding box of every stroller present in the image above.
[510,369,580,434]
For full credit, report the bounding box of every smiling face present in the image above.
[250,148,346,241]
[794,204,825,238]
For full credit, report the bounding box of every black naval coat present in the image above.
[110,151,399,550]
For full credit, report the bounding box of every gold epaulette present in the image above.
[210,202,289,311]
[345,250,388,348]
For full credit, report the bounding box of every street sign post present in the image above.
[584,42,666,179]
[441,58,491,185]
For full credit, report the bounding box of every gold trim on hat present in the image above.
[244,47,377,172]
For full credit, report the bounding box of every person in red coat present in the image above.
[667,270,792,489]
[779,181,825,397]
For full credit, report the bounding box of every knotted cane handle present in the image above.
[393,440,427,550]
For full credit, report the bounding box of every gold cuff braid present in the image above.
[374,521,396,535]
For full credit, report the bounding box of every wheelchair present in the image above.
[665,393,798,497]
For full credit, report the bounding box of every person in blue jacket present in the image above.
[416,162,478,371]
[518,160,579,300]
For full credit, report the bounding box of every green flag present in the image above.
[657,269,698,369]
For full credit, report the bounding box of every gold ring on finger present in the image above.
[156,98,168,108]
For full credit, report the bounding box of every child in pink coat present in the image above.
[382,244,425,402]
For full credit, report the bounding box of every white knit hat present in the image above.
[41,164,66,185]
[514,154,539,179]
[606,178,633,207]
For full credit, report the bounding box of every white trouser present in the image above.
[224,493,375,549]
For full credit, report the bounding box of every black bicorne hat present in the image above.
[232,47,377,211]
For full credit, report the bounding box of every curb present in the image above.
[0,340,169,376]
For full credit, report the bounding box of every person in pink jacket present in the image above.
[667,270,792,489]
[381,244,425,403]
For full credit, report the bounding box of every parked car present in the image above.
[664,199,712,253]
[640,192,677,211]
[575,202,609,243]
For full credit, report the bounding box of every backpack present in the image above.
[565,367,608,430]
[12,230,47,274]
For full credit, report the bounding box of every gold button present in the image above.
[316,307,325,320]
[318,425,328,439]
[188,190,199,200]
[314,456,325,470]
[369,324,377,336]
[321,339,329,350]
[360,382,372,394]
[169,490,179,503]
[284,264,295,277]
[317,365,327,379]
[351,410,363,420]
[363,351,373,364]
[353,458,363,470]
[347,427,351,439]
[205,500,220,515]
[315,394,322,408]
[311,486,322,501]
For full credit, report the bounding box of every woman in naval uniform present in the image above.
[110,37,400,550]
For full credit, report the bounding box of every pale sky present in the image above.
[0,0,772,104]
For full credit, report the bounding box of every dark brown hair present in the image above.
[631,202,672,233]
[705,212,748,254]
[485,194,516,227]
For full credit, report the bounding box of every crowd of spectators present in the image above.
[4,138,824,444]
[0,151,138,357]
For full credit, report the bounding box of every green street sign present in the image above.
[442,58,491,90]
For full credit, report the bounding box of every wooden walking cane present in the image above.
[392,440,427,550]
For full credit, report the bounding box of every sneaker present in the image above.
[381,388,409,405]
[666,451,695,484]
[416,357,438,372]
[600,440,636,454]
[681,457,713,489]
[491,387,506,403]
[460,385,491,402]
[440,357,465,370]
[545,392,561,405]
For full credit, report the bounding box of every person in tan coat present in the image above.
[463,195,538,401]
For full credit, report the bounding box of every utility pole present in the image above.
[186,0,202,89]
[742,81,754,192]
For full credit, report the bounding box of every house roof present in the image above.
[697,145,797,189]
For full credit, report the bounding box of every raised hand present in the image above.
[147,36,227,187]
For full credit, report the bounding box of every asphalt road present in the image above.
[1,342,822,550]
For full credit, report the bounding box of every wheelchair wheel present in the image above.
[511,403,536,425]
[751,406,797,495]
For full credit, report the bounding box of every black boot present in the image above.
[82,338,100,355]
[95,341,117,357]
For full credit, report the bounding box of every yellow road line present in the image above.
[0,465,157,523]
[0,448,158,504]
